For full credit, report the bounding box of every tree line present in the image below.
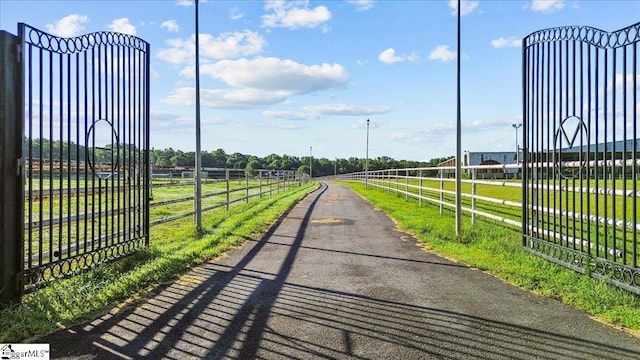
[151,148,451,177]
[21,138,451,177]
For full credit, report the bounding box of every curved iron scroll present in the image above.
[524,22,640,49]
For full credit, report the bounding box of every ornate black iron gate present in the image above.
[523,22,639,294]
[1,23,150,302]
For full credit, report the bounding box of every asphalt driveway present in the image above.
[43,182,640,359]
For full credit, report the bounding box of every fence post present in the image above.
[226,169,230,211]
[419,169,423,207]
[471,168,477,225]
[259,171,262,198]
[405,170,409,200]
[439,169,444,215]
[0,30,24,305]
[395,169,399,195]
[245,170,249,203]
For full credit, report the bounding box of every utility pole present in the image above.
[194,0,202,231]
[366,119,370,189]
[512,123,522,164]
[310,146,313,179]
[455,0,462,236]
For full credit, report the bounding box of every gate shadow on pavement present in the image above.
[46,183,640,359]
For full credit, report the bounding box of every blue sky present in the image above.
[1,0,638,161]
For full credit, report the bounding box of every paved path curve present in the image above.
[45,182,640,359]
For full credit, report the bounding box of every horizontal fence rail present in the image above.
[337,161,639,295]
[21,167,302,291]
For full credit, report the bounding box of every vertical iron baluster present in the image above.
[552,39,558,246]
[38,45,43,268]
[522,35,528,246]
[578,39,584,254]
[91,45,96,252]
[48,49,53,266]
[545,40,551,244]
[612,46,617,261]
[58,50,63,263]
[127,46,132,243]
[75,51,80,259]
[66,51,71,261]
[622,44,628,265]
[144,42,151,246]
[116,43,121,246]
[586,41,592,256]
[27,42,33,270]
[595,46,600,258]
[563,38,569,249]
[136,48,141,239]
[83,49,88,254]
[535,41,542,242]
[571,38,577,250]
[109,43,114,247]
[604,47,609,260]
[632,40,637,269]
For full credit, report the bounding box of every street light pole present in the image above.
[365,118,370,189]
[455,0,462,236]
[194,0,202,232]
[309,146,313,179]
[512,123,522,164]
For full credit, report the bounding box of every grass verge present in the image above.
[0,182,317,343]
[343,182,640,333]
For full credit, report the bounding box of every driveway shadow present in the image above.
[45,183,640,359]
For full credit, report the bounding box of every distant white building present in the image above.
[464,151,520,178]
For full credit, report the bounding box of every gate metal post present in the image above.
[0,30,24,304]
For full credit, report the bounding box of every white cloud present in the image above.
[191,57,349,95]
[109,18,136,36]
[491,37,521,48]
[263,104,389,121]
[161,20,180,33]
[378,48,419,65]
[157,31,265,65]
[301,104,391,116]
[165,57,349,109]
[346,0,375,11]
[262,0,331,29]
[164,87,289,109]
[379,48,403,65]
[176,0,207,6]
[45,14,89,37]
[230,7,244,20]
[262,110,310,121]
[428,45,456,62]
[448,0,479,16]
[151,68,160,80]
[352,118,384,129]
[530,0,566,13]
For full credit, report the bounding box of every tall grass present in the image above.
[0,182,316,343]
[344,182,640,333]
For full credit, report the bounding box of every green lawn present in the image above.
[343,181,640,333]
[1,181,317,342]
